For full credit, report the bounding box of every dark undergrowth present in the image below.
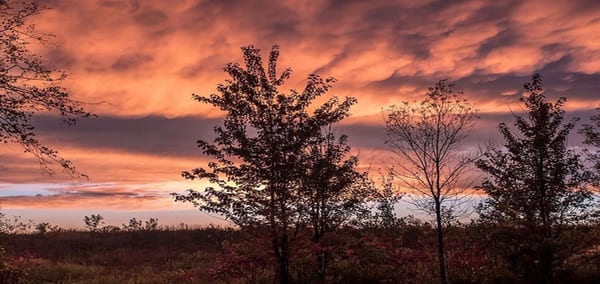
[0,223,599,283]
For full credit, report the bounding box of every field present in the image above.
[0,227,236,283]
[1,222,600,283]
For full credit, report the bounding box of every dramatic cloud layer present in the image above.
[1,0,599,226]
[33,0,600,117]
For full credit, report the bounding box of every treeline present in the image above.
[1,219,599,283]
[0,212,167,234]
[171,46,600,284]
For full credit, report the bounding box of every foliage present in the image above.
[83,214,104,232]
[0,222,597,283]
[122,218,142,232]
[580,107,600,185]
[144,218,159,231]
[373,171,404,230]
[122,218,159,231]
[208,233,274,283]
[173,45,359,283]
[0,0,92,175]
[2,227,238,283]
[384,79,478,283]
[298,125,374,280]
[357,171,404,231]
[476,74,594,283]
[0,247,33,284]
[0,212,34,234]
[34,222,59,234]
[299,127,372,231]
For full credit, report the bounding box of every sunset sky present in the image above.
[1,0,599,228]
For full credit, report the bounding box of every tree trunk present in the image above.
[279,257,290,284]
[435,201,448,284]
[272,234,290,284]
[279,234,290,284]
[315,231,328,282]
[539,238,554,284]
[315,198,328,282]
[313,229,326,281]
[316,250,327,282]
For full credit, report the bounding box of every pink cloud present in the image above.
[1,0,599,223]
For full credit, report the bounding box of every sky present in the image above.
[1,0,599,229]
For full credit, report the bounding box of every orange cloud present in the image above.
[1,0,599,226]
[28,0,598,118]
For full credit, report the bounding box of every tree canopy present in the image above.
[384,79,478,284]
[174,45,362,283]
[476,74,594,283]
[0,0,92,175]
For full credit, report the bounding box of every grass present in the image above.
[1,224,599,283]
[1,227,236,284]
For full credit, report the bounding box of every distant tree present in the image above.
[476,74,593,283]
[0,212,33,233]
[369,170,404,231]
[580,108,600,184]
[173,45,357,284]
[34,221,59,234]
[384,79,478,284]
[122,217,159,231]
[298,125,373,281]
[144,218,158,231]
[122,218,143,231]
[83,214,104,232]
[0,0,92,175]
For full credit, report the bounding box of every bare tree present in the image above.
[384,79,478,284]
[0,0,92,175]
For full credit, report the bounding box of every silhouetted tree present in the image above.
[580,108,600,185]
[0,212,33,233]
[370,170,404,231]
[476,74,593,284]
[34,221,59,234]
[173,45,357,284]
[122,218,143,231]
[83,214,104,232]
[0,0,91,175]
[298,125,373,281]
[122,217,159,231]
[384,80,478,284]
[357,170,404,230]
[144,218,159,231]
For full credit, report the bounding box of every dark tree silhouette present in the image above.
[384,79,478,284]
[299,125,373,281]
[0,0,91,175]
[83,214,104,232]
[173,45,358,284]
[580,108,600,184]
[476,74,593,284]
[370,170,404,230]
